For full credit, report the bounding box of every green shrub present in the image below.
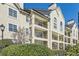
[0,39,13,48]
[1,44,53,56]
[65,44,79,56]
[52,50,66,56]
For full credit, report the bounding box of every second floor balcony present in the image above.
[52,32,58,40]
[35,29,48,39]
[65,37,71,43]
[59,35,63,41]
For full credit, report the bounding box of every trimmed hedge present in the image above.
[0,39,13,48]
[0,39,14,56]
[52,50,66,56]
[1,44,54,56]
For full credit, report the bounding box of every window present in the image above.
[65,44,68,50]
[52,33,58,40]
[65,32,67,35]
[26,18,29,22]
[73,39,77,44]
[68,38,70,43]
[37,21,43,26]
[14,25,17,32]
[65,37,67,42]
[59,43,63,50]
[54,17,57,29]
[26,15,29,22]
[9,8,17,18]
[60,22,63,31]
[52,42,58,49]
[26,28,29,35]
[59,35,63,41]
[29,28,32,37]
[9,24,17,32]
[35,31,43,38]
[9,24,13,31]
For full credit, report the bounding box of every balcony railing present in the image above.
[73,39,77,44]
[59,43,63,50]
[52,34,58,40]
[35,40,47,46]
[35,19,48,28]
[52,42,58,49]
[35,30,47,39]
[29,19,48,29]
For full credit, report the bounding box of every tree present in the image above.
[12,27,30,44]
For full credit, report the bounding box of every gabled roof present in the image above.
[66,22,75,29]
[24,9,50,20]
[13,3,21,10]
[13,3,29,15]
[48,3,54,7]
[33,9,50,17]
[33,9,50,21]
[66,19,76,29]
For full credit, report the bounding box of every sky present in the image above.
[24,3,79,24]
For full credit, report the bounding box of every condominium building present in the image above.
[26,4,78,50]
[26,4,65,50]
[65,20,78,46]
[0,3,78,50]
[0,3,30,43]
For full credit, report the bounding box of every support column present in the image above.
[48,21,52,49]
[58,34,59,50]
[32,14,35,43]
[63,35,65,50]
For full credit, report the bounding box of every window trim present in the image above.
[60,21,63,31]
[9,24,17,32]
[9,8,17,18]
[53,17,57,29]
[26,28,29,35]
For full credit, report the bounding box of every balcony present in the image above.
[59,35,63,41]
[52,42,58,49]
[65,37,67,42]
[59,43,63,50]
[35,40,47,46]
[29,18,48,31]
[29,28,32,39]
[64,37,71,43]
[35,29,48,39]
[73,39,77,44]
[35,18,48,29]
[52,32,58,40]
